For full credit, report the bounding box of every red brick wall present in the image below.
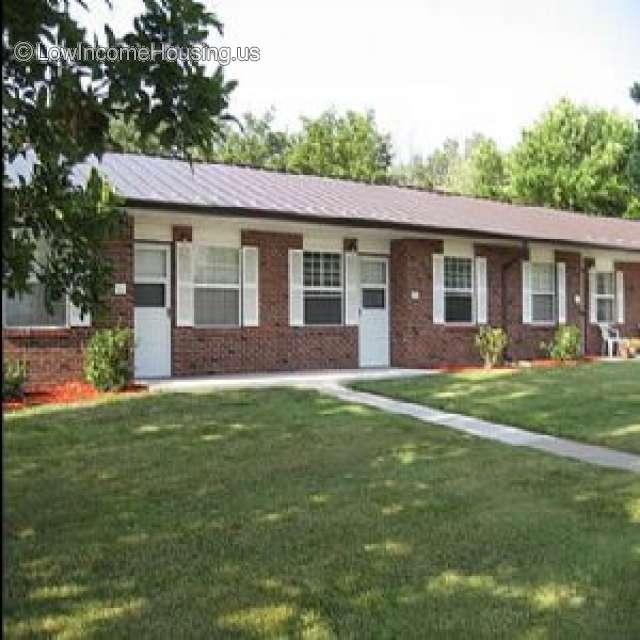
[583,261,640,355]
[4,215,639,383]
[389,240,590,367]
[3,219,134,388]
[171,229,358,375]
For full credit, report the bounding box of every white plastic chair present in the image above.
[599,324,623,357]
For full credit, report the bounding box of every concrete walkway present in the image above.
[141,367,432,392]
[323,384,640,473]
[143,368,640,473]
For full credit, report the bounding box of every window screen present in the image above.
[4,283,66,327]
[444,256,473,323]
[304,293,342,325]
[194,289,239,326]
[192,246,241,326]
[530,263,556,323]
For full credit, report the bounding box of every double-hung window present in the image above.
[303,252,343,325]
[3,241,68,328]
[4,282,67,328]
[193,246,240,326]
[594,272,615,324]
[530,263,556,324]
[443,256,474,323]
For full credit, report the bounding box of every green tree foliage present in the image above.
[3,0,236,311]
[393,138,461,190]
[508,99,636,217]
[211,109,292,170]
[464,137,507,199]
[625,82,640,219]
[285,109,392,183]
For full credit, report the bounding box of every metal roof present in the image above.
[12,151,640,251]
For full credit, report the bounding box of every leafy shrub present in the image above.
[3,358,28,399]
[84,328,133,391]
[475,326,509,369]
[541,325,582,361]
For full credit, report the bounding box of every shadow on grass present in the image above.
[4,389,640,638]
[352,362,640,454]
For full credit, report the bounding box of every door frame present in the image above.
[134,242,172,378]
[358,254,390,368]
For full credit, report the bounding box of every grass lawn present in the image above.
[4,389,640,638]
[352,361,640,454]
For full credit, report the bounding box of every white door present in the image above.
[134,244,172,378]
[358,256,390,367]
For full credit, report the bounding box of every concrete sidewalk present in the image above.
[141,367,640,473]
[141,367,432,392]
[323,384,640,473]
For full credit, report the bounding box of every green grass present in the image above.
[4,389,640,638]
[352,361,640,454]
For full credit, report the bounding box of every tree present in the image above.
[210,109,293,170]
[625,82,640,219]
[285,109,392,183]
[507,99,636,217]
[3,0,236,312]
[464,138,507,199]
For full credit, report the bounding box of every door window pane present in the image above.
[135,249,167,278]
[135,283,165,307]
[194,289,239,325]
[4,284,66,327]
[362,288,385,309]
[361,261,386,286]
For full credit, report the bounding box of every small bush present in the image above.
[541,325,582,361]
[3,358,28,399]
[84,327,133,391]
[475,326,509,369]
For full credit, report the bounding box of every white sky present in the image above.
[78,0,640,163]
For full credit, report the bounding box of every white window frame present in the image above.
[2,278,68,330]
[134,243,171,309]
[302,251,344,326]
[192,243,241,328]
[443,255,475,325]
[593,271,616,325]
[529,262,557,326]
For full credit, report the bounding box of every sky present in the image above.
[77,0,640,163]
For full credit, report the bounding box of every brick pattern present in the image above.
[4,218,639,383]
[3,218,135,388]
[171,229,358,375]
[389,240,591,367]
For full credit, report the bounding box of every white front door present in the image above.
[134,244,172,378]
[358,256,390,367]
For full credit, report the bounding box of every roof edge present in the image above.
[125,198,640,255]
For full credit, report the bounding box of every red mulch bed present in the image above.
[3,381,147,412]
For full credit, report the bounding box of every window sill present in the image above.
[3,327,72,338]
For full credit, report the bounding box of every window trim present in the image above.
[2,282,69,331]
[593,271,616,325]
[302,251,344,326]
[529,261,557,326]
[191,243,242,328]
[443,255,475,326]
